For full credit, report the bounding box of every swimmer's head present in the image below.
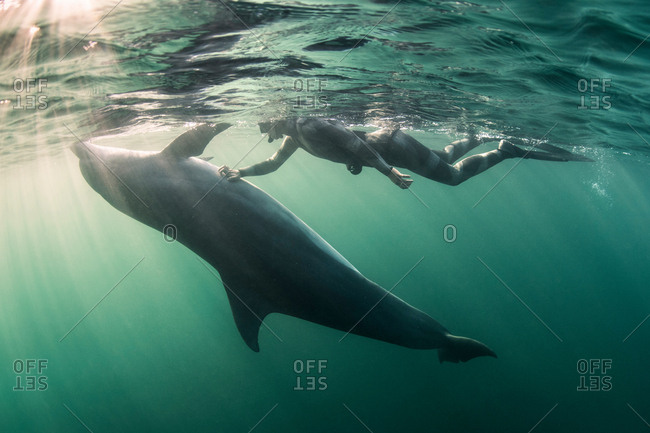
[259,121,284,143]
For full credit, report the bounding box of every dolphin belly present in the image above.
[173,175,450,351]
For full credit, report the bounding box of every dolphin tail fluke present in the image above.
[438,334,497,363]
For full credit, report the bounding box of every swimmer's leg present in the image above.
[431,140,572,185]
[421,149,506,186]
[433,136,493,164]
[366,129,487,166]
[378,130,500,185]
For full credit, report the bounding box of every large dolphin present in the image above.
[71,124,496,363]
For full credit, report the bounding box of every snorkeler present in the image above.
[220,117,586,189]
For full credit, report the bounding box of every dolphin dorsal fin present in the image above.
[161,123,231,158]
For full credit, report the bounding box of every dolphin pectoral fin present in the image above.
[223,284,270,352]
[161,123,232,158]
[438,334,497,363]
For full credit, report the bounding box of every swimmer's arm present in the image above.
[221,136,299,180]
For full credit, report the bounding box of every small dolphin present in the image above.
[71,124,496,363]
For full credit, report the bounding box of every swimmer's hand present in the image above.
[219,166,241,181]
[388,168,413,189]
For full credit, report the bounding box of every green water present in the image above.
[2,126,649,432]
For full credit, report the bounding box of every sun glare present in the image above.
[0,0,21,12]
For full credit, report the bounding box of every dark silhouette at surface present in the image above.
[221,118,589,189]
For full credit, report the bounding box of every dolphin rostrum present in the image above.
[71,124,496,363]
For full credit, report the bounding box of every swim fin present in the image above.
[535,142,593,162]
[500,139,593,162]
[498,140,592,162]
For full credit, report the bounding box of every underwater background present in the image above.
[1,0,650,431]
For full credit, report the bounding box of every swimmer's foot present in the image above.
[498,140,527,158]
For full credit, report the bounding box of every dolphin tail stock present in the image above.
[437,334,497,364]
